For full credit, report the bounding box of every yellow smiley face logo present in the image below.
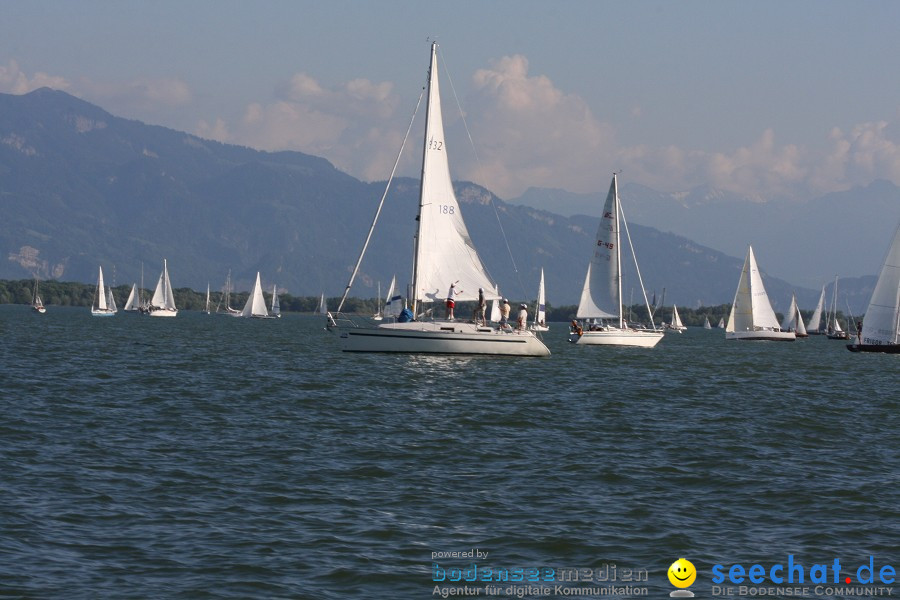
[668,558,696,588]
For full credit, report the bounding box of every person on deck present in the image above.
[446,282,461,320]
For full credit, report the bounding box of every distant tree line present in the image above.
[2,279,855,325]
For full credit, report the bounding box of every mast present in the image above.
[613,173,623,328]
[411,41,438,318]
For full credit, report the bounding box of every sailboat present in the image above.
[725,246,794,341]
[530,269,549,331]
[203,283,211,315]
[328,42,549,356]
[123,283,140,311]
[90,266,117,317]
[847,221,900,352]
[703,316,712,329]
[826,276,849,339]
[780,293,808,338]
[806,285,826,334]
[315,293,328,316]
[271,284,281,318]
[148,259,177,317]
[241,272,272,318]
[217,270,242,316]
[666,305,687,333]
[568,174,663,347]
[31,277,46,314]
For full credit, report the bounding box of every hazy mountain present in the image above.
[511,180,900,291]
[0,88,876,313]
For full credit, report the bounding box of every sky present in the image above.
[3,0,900,202]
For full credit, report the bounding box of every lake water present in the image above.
[1,306,897,599]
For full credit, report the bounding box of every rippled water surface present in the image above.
[1,306,897,598]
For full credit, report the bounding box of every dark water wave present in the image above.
[1,306,897,598]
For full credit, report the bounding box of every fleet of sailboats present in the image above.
[568,174,663,348]
[327,42,549,356]
[725,246,795,341]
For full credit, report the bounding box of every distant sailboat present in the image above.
[826,276,849,339]
[31,277,46,314]
[204,283,211,315]
[780,293,808,338]
[316,293,328,316]
[847,221,900,353]
[569,174,663,347]
[717,317,725,329]
[241,272,271,318]
[148,259,177,317]
[703,316,712,329]
[123,283,140,312]
[806,285,826,334]
[271,284,281,318]
[666,305,687,333]
[90,266,117,317]
[217,270,242,316]
[531,268,549,331]
[725,246,794,341]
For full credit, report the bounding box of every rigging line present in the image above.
[441,49,527,302]
[618,199,657,331]
[336,87,426,314]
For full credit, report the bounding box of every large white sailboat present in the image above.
[847,221,900,353]
[329,42,549,356]
[530,269,549,331]
[780,293,808,337]
[90,265,117,317]
[148,259,177,317]
[725,246,794,341]
[568,174,663,348]
[241,272,272,318]
[806,285,826,334]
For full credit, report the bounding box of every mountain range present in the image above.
[1,88,892,315]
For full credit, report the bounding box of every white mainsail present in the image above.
[411,43,497,313]
[271,284,281,317]
[859,222,900,346]
[532,268,548,330]
[316,293,328,315]
[241,272,269,318]
[124,284,138,311]
[726,246,793,340]
[576,177,621,321]
[149,259,177,317]
[96,266,107,310]
[807,286,826,333]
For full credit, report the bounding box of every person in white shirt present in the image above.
[517,303,528,330]
[446,282,461,320]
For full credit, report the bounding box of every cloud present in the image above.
[0,59,71,94]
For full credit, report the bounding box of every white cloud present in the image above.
[0,59,71,94]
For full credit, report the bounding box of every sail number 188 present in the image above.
[439,205,455,215]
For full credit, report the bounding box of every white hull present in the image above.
[569,328,664,347]
[90,309,116,317]
[726,329,795,341]
[530,325,550,332]
[333,320,550,356]
[149,308,178,318]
